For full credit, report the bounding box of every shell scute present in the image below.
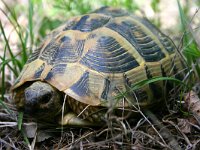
[80,35,139,73]
[44,63,67,81]
[70,71,89,97]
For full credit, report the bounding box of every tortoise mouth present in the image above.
[22,105,63,122]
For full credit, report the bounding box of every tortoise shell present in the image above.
[13,7,184,108]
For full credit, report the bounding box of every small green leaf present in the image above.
[151,0,160,12]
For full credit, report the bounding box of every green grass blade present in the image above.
[132,76,187,90]
[1,62,5,101]
[0,56,20,77]
[177,0,187,34]
[19,114,31,148]
[1,1,28,66]
[0,21,19,75]
[1,48,6,102]
[0,99,12,114]
[21,129,31,148]
[115,76,188,100]
[177,0,200,79]
[28,0,34,47]
[18,111,24,130]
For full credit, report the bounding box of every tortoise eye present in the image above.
[39,93,52,104]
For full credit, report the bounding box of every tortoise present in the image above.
[12,7,185,126]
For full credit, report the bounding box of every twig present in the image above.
[145,110,181,150]
[163,117,192,147]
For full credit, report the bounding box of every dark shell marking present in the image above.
[80,36,139,73]
[26,47,42,63]
[14,7,185,108]
[94,6,129,17]
[34,63,45,79]
[64,14,110,32]
[70,71,90,97]
[106,20,165,62]
[45,64,67,81]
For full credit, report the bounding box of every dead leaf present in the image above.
[184,91,200,124]
[36,130,52,142]
[133,139,145,150]
[23,122,52,142]
[177,118,191,134]
[23,122,37,138]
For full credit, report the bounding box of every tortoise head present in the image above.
[14,81,64,121]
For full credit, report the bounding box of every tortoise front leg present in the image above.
[59,112,96,126]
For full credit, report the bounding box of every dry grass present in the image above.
[1,79,200,149]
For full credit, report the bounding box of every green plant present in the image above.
[177,0,200,80]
